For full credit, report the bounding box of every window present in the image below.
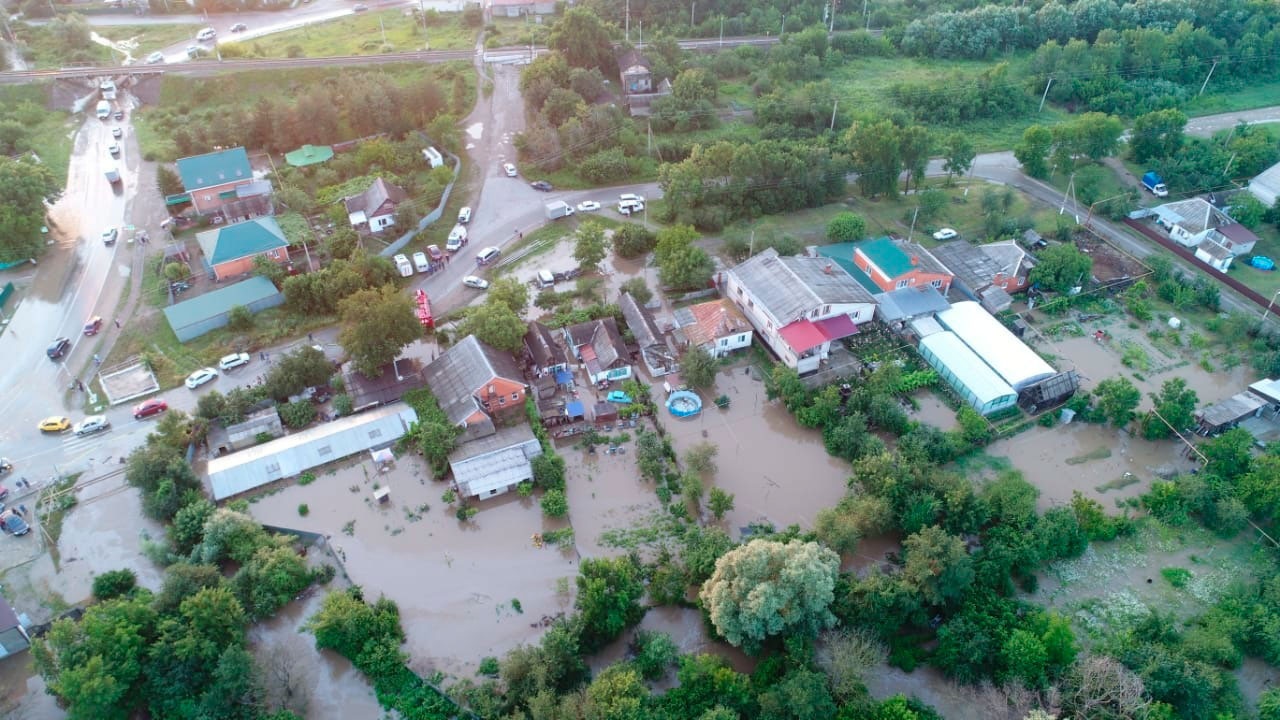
[264,462,280,474]
[368,428,383,439]
[748,299,754,308]
[498,396,506,405]
[720,338,728,346]
[736,287,743,296]
[511,391,520,401]
[896,279,909,289]
[930,279,942,288]
[317,445,333,457]
[823,305,830,315]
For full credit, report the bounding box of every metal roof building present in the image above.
[1249,160,1280,207]
[918,331,1017,415]
[875,286,950,323]
[449,424,543,499]
[162,276,283,342]
[936,301,1055,391]
[207,403,418,500]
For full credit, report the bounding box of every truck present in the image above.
[96,100,111,120]
[544,200,575,220]
[105,168,122,187]
[393,253,414,278]
[100,80,117,101]
[1142,171,1169,197]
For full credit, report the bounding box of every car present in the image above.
[530,180,553,192]
[447,224,467,245]
[38,416,71,433]
[46,337,71,359]
[74,415,110,436]
[2,513,30,537]
[185,367,218,389]
[606,390,634,404]
[932,227,959,241]
[186,45,200,58]
[412,251,430,273]
[476,246,501,265]
[218,352,251,371]
[107,142,120,156]
[619,192,646,204]
[353,3,368,10]
[196,27,217,41]
[145,51,165,64]
[101,227,118,245]
[576,200,601,213]
[426,244,443,261]
[83,316,103,336]
[462,275,490,290]
[133,398,168,419]
[0,458,12,476]
[230,22,247,32]
[113,110,123,121]
[457,206,472,224]
[111,127,123,139]
[618,201,645,216]
[446,236,463,252]
[503,162,517,177]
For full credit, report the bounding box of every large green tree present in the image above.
[826,212,867,242]
[548,9,616,72]
[700,539,839,653]
[125,443,202,521]
[1129,108,1188,163]
[1093,376,1141,428]
[1141,377,1198,440]
[263,345,332,401]
[1055,112,1125,161]
[942,131,976,181]
[573,220,609,270]
[845,119,903,198]
[576,556,646,652]
[680,345,718,389]
[1028,243,1092,293]
[457,300,527,353]
[900,525,974,606]
[1014,124,1054,179]
[654,224,715,291]
[0,155,60,262]
[338,284,422,378]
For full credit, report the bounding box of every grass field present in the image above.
[94,23,202,60]
[1185,79,1280,117]
[221,9,476,58]
[0,86,73,187]
[485,15,550,48]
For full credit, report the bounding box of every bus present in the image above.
[95,100,111,119]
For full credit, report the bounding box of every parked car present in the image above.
[101,227,118,245]
[932,227,959,241]
[426,244,443,262]
[74,415,110,436]
[503,162,517,177]
[145,51,165,64]
[133,398,168,419]
[108,142,120,156]
[463,275,490,290]
[185,367,218,389]
[218,352,251,371]
[530,180,553,192]
[3,513,30,537]
[230,22,247,32]
[46,337,71,359]
[111,127,123,139]
[353,3,368,10]
[113,110,123,121]
[0,458,12,476]
[606,390,634,404]
[457,206,472,224]
[576,200,601,213]
[196,27,217,41]
[412,252,430,273]
[476,246,501,265]
[83,316,103,336]
[38,416,71,433]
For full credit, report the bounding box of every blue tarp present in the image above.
[566,401,585,419]
[555,370,574,385]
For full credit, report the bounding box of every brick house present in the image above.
[176,147,257,215]
[852,237,953,294]
[195,217,290,281]
[423,336,528,442]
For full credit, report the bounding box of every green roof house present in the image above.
[196,217,290,281]
[175,147,254,215]
[852,236,953,294]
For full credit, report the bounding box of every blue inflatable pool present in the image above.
[1251,256,1275,271]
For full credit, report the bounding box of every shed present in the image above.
[449,424,543,499]
[1196,392,1266,434]
[1248,378,1280,408]
[593,402,618,425]
[162,276,284,342]
[207,407,283,455]
[936,301,1055,391]
[918,331,1018,416]
[207,403,418,500]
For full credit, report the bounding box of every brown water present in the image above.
[0,655,64,720]
[588,605,755,679]
[662,367,851,536]
[561,428,667,558]
[248,453,578,679]
[909,391,959,431]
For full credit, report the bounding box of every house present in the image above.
[195,217,290,281]
[1195,237,1234,272]
[0,596,30,659]
[449,424,543,499]
[175,147,256,215]
[672,298,753,358]
[1152,198,1233,248]
[1249,160,1280,207]
[523,321,571,377]
[852,237,953,294]
[489,0,555,17]
[619,292,676,376]
[564,317,632,384]
[423,335,528,441]
[342,358,427,411]
[616,48,652,95]
[721,248,875,374]
[344,178,408,233]
[930,240,1035,313]
[1215,223,1259,257]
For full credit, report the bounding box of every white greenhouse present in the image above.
[936,301,1055,391]
[918,331,1018,416]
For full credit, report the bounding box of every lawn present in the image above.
[1227,224,1280,298]
[484,15,550,49]
[12,23,111,68]
[222,9,476,58]
[94,23,203,61]
[1184,79,1280,117]
[0,86,74,187]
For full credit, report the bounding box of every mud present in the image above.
[908,391,958,432]
[661,366,851,536]
[248,452,577,679]
[864,665,985,720]
[0,655,63,720]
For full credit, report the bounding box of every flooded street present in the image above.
[248,453,578,679]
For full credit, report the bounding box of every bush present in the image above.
[280,400,318,428]
[1160,567,1191,588]
[477,656,500,676]
[226,304,255,331]
[298,503,310,516]
[633,630,679,680]
[91,569,138,600]
[333,394,354,416]
[541,487,568,517]
[298,472,316,486]
[613,223,658,258]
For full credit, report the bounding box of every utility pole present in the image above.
[1264,289,1280,322]
[1198,59,1218,96]
[830,0,837,33]
[907,206,919,242]
[1038,76,1054,112]
[419,0,428,47]
[625,0,630,42]
[719,16,724,47]
[691,1,695,30]
[829,99,838,131]
[780,14,786,38]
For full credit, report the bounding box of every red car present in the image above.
[133,398,168,419]
[83,316,103,336]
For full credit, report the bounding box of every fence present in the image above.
[379,136,462,259]
[1122,219,1271,312]
[0,282,12,310]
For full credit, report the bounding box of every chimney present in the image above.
[823,264,833,274]
[910,255,919,266]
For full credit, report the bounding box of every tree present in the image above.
[1130,108,1187,163]
[613,223,657,258]
[619,277,652,306]
[0,156,60,262]
[680,345,718,389]
[573,220,609,270]
[845,119,902,198]
[708,488,735,520]
[540,487,568,517]
[942,131,976,181]
[92,570,138,601]
[1056,112,1124,161]
[1014,124,1053,179]
[826,212,867,242]
[898,124,932,192]
[756,666,837,720]
[918,188,948,223]
[700,539,839,653]
[457,300,526,353]
[684,442,718,474]
[1028,243,1092,293]
[1259,688,1280,720]
[659,243,715,290]
[279,400,317,429]
[1059,655,1150,720]
[1093,376,1141,428]
[263,345,332,401]
[816,628,886,702]
[900,525,973,606]
[1142,377,1198,440]
[486,276,529,315]
[632,630,679,681]
[125,443,201,521]
[576,556,646,651]
[304,589,403,662]
[1002,629,1049,688]
[548,9,616,72]
[337,285,421,378]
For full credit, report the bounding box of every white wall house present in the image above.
[673,298,754,358]
[1195,238,1234,272]
[721,248,876,374]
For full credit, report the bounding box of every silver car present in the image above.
[74,415,110,436]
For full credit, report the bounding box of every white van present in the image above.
[393,254,413,278]
[619,193,645,204]
[536,269,555,289]
[618,199,645,215]
[412,251,430,273]
[196,27,217,41]
[96,100,111,120]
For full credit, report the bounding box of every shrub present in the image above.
[298,472,316,486]
[226,304,254,331]
[280,400,318,428]
[1161,567,1191,588]
[298,503,310,516]
[333,394,354,416]
[477,656,500,676]
[633,630,679,680]
[541,488,568,517]
[91,569,138,600]
[516,481,533,498]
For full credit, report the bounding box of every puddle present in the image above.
[466,122,484,140]
[844,533,902,575]
[0,654,63,720]
[248,454,578,679]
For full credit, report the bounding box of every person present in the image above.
[114,318,121,329]
[93,353,101,365]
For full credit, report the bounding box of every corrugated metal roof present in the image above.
[176,147,252,191]
[931,241,1005,291]
[920,331,1016,409]
[727,248,873,326]
[449,424,542,497]
[162,276,281,331]
[196,217,288,266]
[423,336,524,426]
[875,286,950,322]
[208,403,417,500]
[1197,392,1266,428]
[936,301,1055,391]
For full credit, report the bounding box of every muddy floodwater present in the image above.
[908,390,959,432]
[662,367,851,536]
[590,606,755,679]
[561,426,666,558]
[249,453,578,679]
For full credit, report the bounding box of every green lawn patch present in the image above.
[1066,446,1113,465]
[1184,79,1280,117]
[1160,566,1192,589]
[0,85,73,187]
[485,15,549,48]
[94,23,203,60]
[222,9,475,58]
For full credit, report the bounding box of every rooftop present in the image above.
[162,276,281,330]
[176,147,252,191]
[728,248,874,326]
[196,217,289,266]
[449,424,543,497]
[874,285,951,322]
[1197,391,1266,429]
[619,292,664,348]
[524,321,569,369]
[856,236,915,278]
[1160,197,1231,235]
[674,298,752,347]
[423,336,524,426]
[343,177,408,216]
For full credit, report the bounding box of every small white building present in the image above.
[722,248,875,374]
[422,146,444,169]
[673,298,754,358]
[343,177,408,233]
[1153,198,1234,249]
[449,425,543,500]
[1195,237,1234,272]
[1249,160,1280,208]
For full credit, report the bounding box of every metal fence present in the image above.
[379,138,462,258]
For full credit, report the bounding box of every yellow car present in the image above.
[39,416,71,433]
